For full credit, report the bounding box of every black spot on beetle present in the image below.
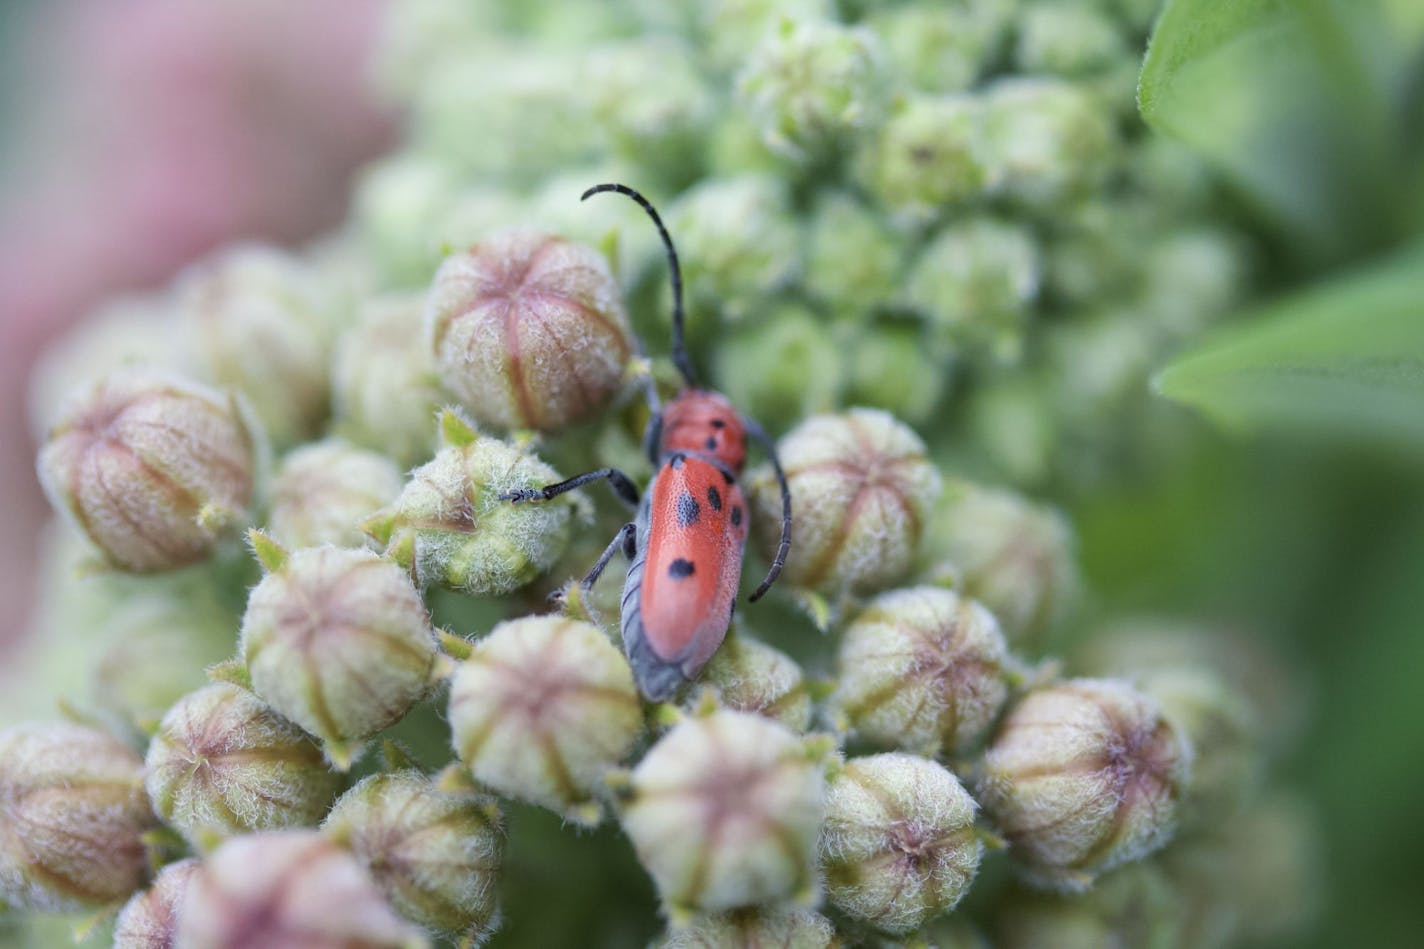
[707,485,722,511]
[705,436,718,451]
[711,419,726,428]
[730,505,743,527]
[669,453,685,469]
[677,493,700,526]
[668,558,695,578]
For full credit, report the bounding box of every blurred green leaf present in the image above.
[1154,239,1424,446]
[1140,0,1424,263]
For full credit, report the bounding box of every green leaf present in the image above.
[1154,239,1424,447]
[1140,0,1423,262]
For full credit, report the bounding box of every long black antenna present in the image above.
[581,183,697,387]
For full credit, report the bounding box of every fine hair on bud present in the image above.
[690,632,814,732]
[267,438,404,549]
[113,858,200,949]
[656,906,840,948]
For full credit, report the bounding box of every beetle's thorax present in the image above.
[657,389,747,474]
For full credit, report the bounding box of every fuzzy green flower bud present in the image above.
[178,244,338,447]
[670,175,801,322]
[870,2,1011,94]
[0,722,154,912]
[36,368,257,572]
[1040,198,1155,308]
[332,292,448,467]
[904,217,1040,359]
[993,862,1183,949]
[268,439,404,549]
[1015,3,1128,77]
[176,830,428,948]
[449,616,642,822]
[980,679,1190,890]
[979,78,1118,212]
[363,412,579,596]
[1215,793,1324,944]
[712,303,843,435]
[751,409,941,596]
[353,153,461,288]
[803,192,906,320]
[657,906,839,948]
[144,683,341,843]
[620,710,824,914]
[858,95,988,224]
[737,18,889,162]
[699,0,836,72]
[843,323,947,426]
[427,232,633,432]
[832,587,1011,756]
[113,858,199,949]
[324,771,503,944]
[1142,228,1249,339]
[588,38,714,182]
[921,483,1079,651]
[822,753,982,934]
[240,539,440,768]
[689,632,813,732]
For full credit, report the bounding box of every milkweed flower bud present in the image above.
[737,18,889,162]
[699,0,836,72]
[362,412,579,596]
[921,483,1079,651]
[620,710,824,914]
[657,906,839,948]
[870,2,1011,94]
[803,192,906,319]
[832,588,1011,756]
[588,38,714,180]
[427,232,632,432]
[0,722,154,912]
[979,78,1118,212]
[113,858,199,949]
[844,324,947,426]
[751,409,941,596]
[858,95,988,224]
[144,683,341,843]
[904,217,1040,359]
[993,862,1183,949]
[240,540,440,768]
[670,175,801,322]
[1015,3,1128,77]
[980,679,1190,890]
[353,153,461,288]
[324,771,503,944]
[176,830,428,949]
[712,303,843,435]
[268,440,404,549]
[449,616,641,821]
[1142,228,1249,338]
[332,292,448,467]
[179,244,338,447]
[821,753,982,934]
[690,632,813,732]
[36,369,256,572]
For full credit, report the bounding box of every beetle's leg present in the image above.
[500,467,639,509]
[744,417,791,603]
[581,523,638,589]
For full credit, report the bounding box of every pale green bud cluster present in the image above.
[267,439,403,549]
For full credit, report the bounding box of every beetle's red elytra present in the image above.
[501,183,791,701]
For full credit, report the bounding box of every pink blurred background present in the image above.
[0,0,393,653]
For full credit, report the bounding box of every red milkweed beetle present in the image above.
[501,183,792,701]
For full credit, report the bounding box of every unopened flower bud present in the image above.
[699,0,836,72]
[449,616,641,821]
[844,323,947,426]
[144,683,340,843]
[690,632,813,732]
[904,217,1040,359]
[1215,793,1324,944]
[822,753,982,934]
[979,78,1118,212]
[0,722,154,911]
[113,858,199,949]
[1142,228,1248,338]
[324,771,503,944]
[993,862,1183,949]
[176,830,428,948]
[240,539,440,768]
[353,153,461,287]
[858,95,988,223]
[363,412,579,596]
[833,588,1011,756]
[711,303,843,435]
[980,679,1190,890]
[803,192,906,319]
[921,483,1079,651]
[670,175,802,322]
[179,244,339,447]
[36,369,257,572]
[588,38,714,180]
[1015,3,1128,77]
[870,2,1011,94]
[657,906,839,948]
[737,18,889,162]
[750,409,941,596]
[268,439,404,549]
[620,710,824,913]
[427,232,632,432]
[332,292,448,467]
